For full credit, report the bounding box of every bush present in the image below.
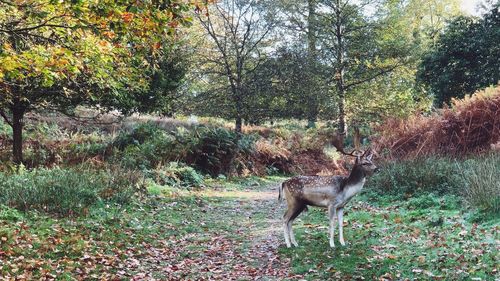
[369,157,464,196]
[186,126,241,176]
[147,162,204,188]
[373,86,500,159]
[0,166,141,217]
[114,123,259,176]
[113,122,166,150]
[458,154,500,215]
[112,122,344,177]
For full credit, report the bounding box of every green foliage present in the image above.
[406,193,441,209]
[242,47,330,122]
[370,154,499,216]
[0,205,24,222]
[113,122,166,150]
[127,46,190,115]
[113,123,258,176]
[369,157,464,196]
[187,126,240,176]
[148,162,204,188]
[150,162,203,187]
[0,117,11,136]
[418,7,500,105]
[457,154,500,215]
[0,167,140,217]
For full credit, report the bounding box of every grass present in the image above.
[0,164,498,279]
[279,191,499,280]
[0,195,246,279]
[0,177,285,279]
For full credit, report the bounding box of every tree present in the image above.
[271,0,323,127]
[311,0,463,141]
[242,47,330,123]
[314,0,409,138]
[125,45,190,116]
[0,0,202,164]
[194,0,274,132]
[340,0,460,145]
[418,6,500,105]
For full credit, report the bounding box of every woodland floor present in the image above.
[1,180,499,280]
[1,182,294,280]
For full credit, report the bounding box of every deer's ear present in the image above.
[366,153,373,161]
[365,149,374,161]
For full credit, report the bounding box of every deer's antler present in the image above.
[332,135,363,157]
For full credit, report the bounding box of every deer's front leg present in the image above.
[337,208,346,246]
[328,205,336,248]
[283,221,291,248]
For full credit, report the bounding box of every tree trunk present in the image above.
[11,106,25,165]
[233,85,243,133]
[353,125,361,150]
[306,0,318,128]
[235,116,242,133]
[337,85,346,136]
[335,0,346,138]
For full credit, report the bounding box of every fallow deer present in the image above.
[278,147,378,248]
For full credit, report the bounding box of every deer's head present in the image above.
[354,148,378,176]
[331,136,378,176]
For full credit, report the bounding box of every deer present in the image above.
[278,146,378,248]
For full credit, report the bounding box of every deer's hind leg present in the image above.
[283,200,306,248]
[328,205,337,248]
[337,207,346,246]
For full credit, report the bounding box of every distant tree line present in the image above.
[1,0,498,164]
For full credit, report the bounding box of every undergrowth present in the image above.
[369,154,500,215]
[0,166,141,217]
[457,154,500,215]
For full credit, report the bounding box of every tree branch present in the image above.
[0,110,13,127]
[345,62,404,90]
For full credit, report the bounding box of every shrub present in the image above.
[0,167,141,217]
[112,122,343,177]
[186,126,240,176]
[0,205,24,222]
[373,86,500,159]
[406,193,441,209]
[369,157,464,196]
[457,154,500,215]
[113,122,166,150]
[114,123,258,176]
[147,162,204,188]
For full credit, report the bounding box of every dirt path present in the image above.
[126,185,296,280]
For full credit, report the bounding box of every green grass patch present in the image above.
[279,194,499,280]
[0,182,264,279]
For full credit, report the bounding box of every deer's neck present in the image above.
[342,166,366,199]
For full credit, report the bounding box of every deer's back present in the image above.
[283,175,346,206]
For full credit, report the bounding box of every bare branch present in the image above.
[0,110,13,127]
[345,61,406,90]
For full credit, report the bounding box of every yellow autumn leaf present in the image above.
[1,56,21,71]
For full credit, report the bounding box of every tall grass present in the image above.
[0,166,141,216]
[369,157,464,196]
[369,154,500,215]
[457,154,500,215]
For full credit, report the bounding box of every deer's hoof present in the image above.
[329,241,335,248]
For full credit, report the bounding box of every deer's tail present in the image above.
[278,182,285,202]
